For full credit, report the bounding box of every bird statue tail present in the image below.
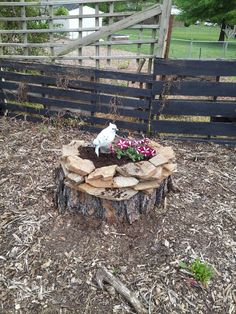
[95,145,99,157]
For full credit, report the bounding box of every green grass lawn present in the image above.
[115,25,236,59]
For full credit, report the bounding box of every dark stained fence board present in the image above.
[2,99,150,120]
[152,100,236,117]
[0,71,151,97]
[1,59,236,144]
[159,136,236,146]
[0,59,152,83]
[2,88,149,110]
[0,81,151,107]
[151,120,236,137]
[153,80,236,97]
[154,58,236,77]
[84,116,148,132]
[1,102,148,131]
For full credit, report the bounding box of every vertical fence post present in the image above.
[0,66,6,116]
[155,0,172,58]
[147,58,157,135]
[21,0,28,56]
[107,2,114,66]
[78,3,83,66]
[188,40,193,59]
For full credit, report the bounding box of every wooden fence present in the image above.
[0,58,236,144]
[0,0,172,72]
[151,58,236,144]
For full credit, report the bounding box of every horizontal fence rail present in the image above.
[0,0,170,71]
[152,58,236,144]
[0,59,153,134]
[0,58,236,144]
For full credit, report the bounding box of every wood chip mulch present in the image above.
[0,117,235,314]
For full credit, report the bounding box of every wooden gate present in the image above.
[0,0,172,72]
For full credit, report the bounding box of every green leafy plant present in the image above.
[179,258,214,285]
[115,147,144,162]
[112,267,121,275]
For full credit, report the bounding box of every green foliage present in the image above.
[115,147,144,162]
[54,6,69,17]
[175,0,236,25]
[0,3,68,55]
[179,258,214,285]
[112,267,121,275]
[175,0,236,40]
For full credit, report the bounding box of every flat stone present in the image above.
[117,161,156,180]
[134,180,161,191]
[60,160,69,176]
[148,166,163,180]
[157,146,175,160]
[149,140,163,150]
[113,176,139,188]
[149,154,169,167]
[65,156,95,176]
[62,140,85,157]
[136,161,157,180]
[161,168,172,179]
[142,188,155,195]
[99,188,138,201]
[87,165,117,181]
[75,183,105,196]
[67,172,84,184]
[163,163,177,172]
[85,177,114,188]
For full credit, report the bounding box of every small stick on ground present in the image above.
[96,266,147,314]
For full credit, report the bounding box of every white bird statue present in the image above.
[93,123,118,157]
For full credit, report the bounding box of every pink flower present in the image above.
[117,139,129,150]
[137,145,156,157]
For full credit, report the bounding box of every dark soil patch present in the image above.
[79,146,149,167]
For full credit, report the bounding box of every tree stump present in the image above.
[54,166,173,224]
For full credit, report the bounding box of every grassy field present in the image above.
[116,25,236,59]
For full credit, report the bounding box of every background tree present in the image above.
[174,0,236,41]
[0,2,68,55]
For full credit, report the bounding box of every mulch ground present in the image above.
[0,117,235,314]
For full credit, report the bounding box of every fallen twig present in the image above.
[96,266,147,314]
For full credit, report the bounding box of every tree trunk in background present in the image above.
[219,19,226,41]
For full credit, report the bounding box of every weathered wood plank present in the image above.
[152,100,236,117]
[151,120,236,137]
[56,4,162,56]
[153,80,236,97]
[0,12,133,22]
[155,0,172,58]
[0,0,127,6]
[154,58,236,76]
[0,54,156,60]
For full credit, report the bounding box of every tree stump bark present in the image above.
[54,166,173,224]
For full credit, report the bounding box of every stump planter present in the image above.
[55,140,176,224]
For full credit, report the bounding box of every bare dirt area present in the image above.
[0,118,235,314]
